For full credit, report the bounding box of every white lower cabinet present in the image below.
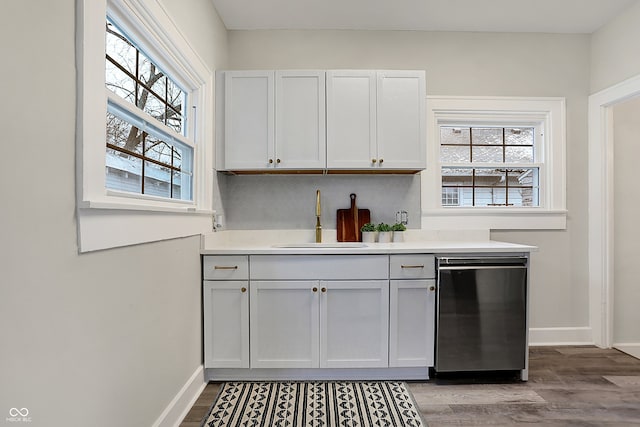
[389,279,436,367]
[250,279,389,369]
[203,280,249,368]
[250,281,320,368]
[203,253,436,377]
[321,280,389,368]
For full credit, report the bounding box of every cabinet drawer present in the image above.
[251,255,388,280]
[390,254,435,279]
[203,256,249,280]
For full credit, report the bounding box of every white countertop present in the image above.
[200,229,537,255]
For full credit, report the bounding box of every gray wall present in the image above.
[0,1,227,426]
[591,0,640,93]
[613,96,640,344]
[224,29,591,330]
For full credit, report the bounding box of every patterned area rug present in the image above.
[202,381,425,427]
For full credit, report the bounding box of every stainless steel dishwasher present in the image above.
[435,256,528,375]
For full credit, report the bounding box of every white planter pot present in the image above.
[361,231,377,243]
[392,231,404,242]
[377,231,392,243]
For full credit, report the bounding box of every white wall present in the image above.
[613,96,640,347]
[0,1,226,426]
[591,0,640,93]
[225,30,592,337]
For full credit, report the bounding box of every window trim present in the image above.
[76,0,214,252]
[422,96,567,230]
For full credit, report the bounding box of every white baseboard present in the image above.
[152,365,207,427]
[529,327,594,346]
[613,343,640,360]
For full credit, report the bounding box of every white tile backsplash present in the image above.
[218,174,421,230]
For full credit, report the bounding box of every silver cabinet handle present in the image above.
[401,264,424,269]
[214,266,238,270]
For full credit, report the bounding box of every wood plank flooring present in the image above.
[181,346,640,426]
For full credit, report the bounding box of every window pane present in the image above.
[173,170,193,200]
[510,168,537,186]
[105,19,186,136]
[442,168,473,186]
[515,187,539,207]
[168,80,184,110]
[441,145,470,162]
[505,127,534,145]
[150,74,167,103]
[106,147,142,193]
[505,146,534,163]
[106,113,143,155]
[472,146,503,162]
[144,134,173,166]
[144,161,172,198]
[172,145,183,169]
[440,127,469,145]
[472,128,502,145]
[106,61,136,103]
[475,188,507,207]
[474,168,506,186]
[141,91,165,124]
[105,22,136,75]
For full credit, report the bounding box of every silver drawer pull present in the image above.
[214,265,238,270]
[401,264,424,269]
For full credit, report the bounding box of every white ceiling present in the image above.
[211,0,637,33]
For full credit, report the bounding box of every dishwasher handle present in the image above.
[437,256,527,267]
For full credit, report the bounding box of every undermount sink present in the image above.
[272,242,368,248]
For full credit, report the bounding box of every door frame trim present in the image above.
[588,73,640,347]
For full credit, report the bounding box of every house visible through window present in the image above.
[105,19,193,201]
[440,126,539,207]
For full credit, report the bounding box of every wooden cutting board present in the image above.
[337,193,371,242]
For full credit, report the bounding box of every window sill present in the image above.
[77,200,214,253]
[79,198,213,215]
[421,208,567,230]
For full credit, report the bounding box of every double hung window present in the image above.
[76,0,213,252]
[423,96,566,229]
[105,19,193,201]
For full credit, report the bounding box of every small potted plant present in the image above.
[392,222,406,242]
[376,222,393,243]
[360,222,377,243]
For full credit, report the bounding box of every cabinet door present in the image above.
[376,71,426,170]
[320,280,389,368]
[250,281,320,368]
[275,71,326,169]
[203,281,249,368]
[389,279,436,367]
[224,71,275,169]
[326,70,377,169]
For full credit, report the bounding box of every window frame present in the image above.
[439,123,542,208]
[76,0,214,252]
[422,96,567,230]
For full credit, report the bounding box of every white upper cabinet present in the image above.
[327,70,426,171]
[219,69,425,172]
[219,70,325,171]
[223,71,275,170]
[276,71,326,170]
[326,70,377,169]
[376,71,426,170]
